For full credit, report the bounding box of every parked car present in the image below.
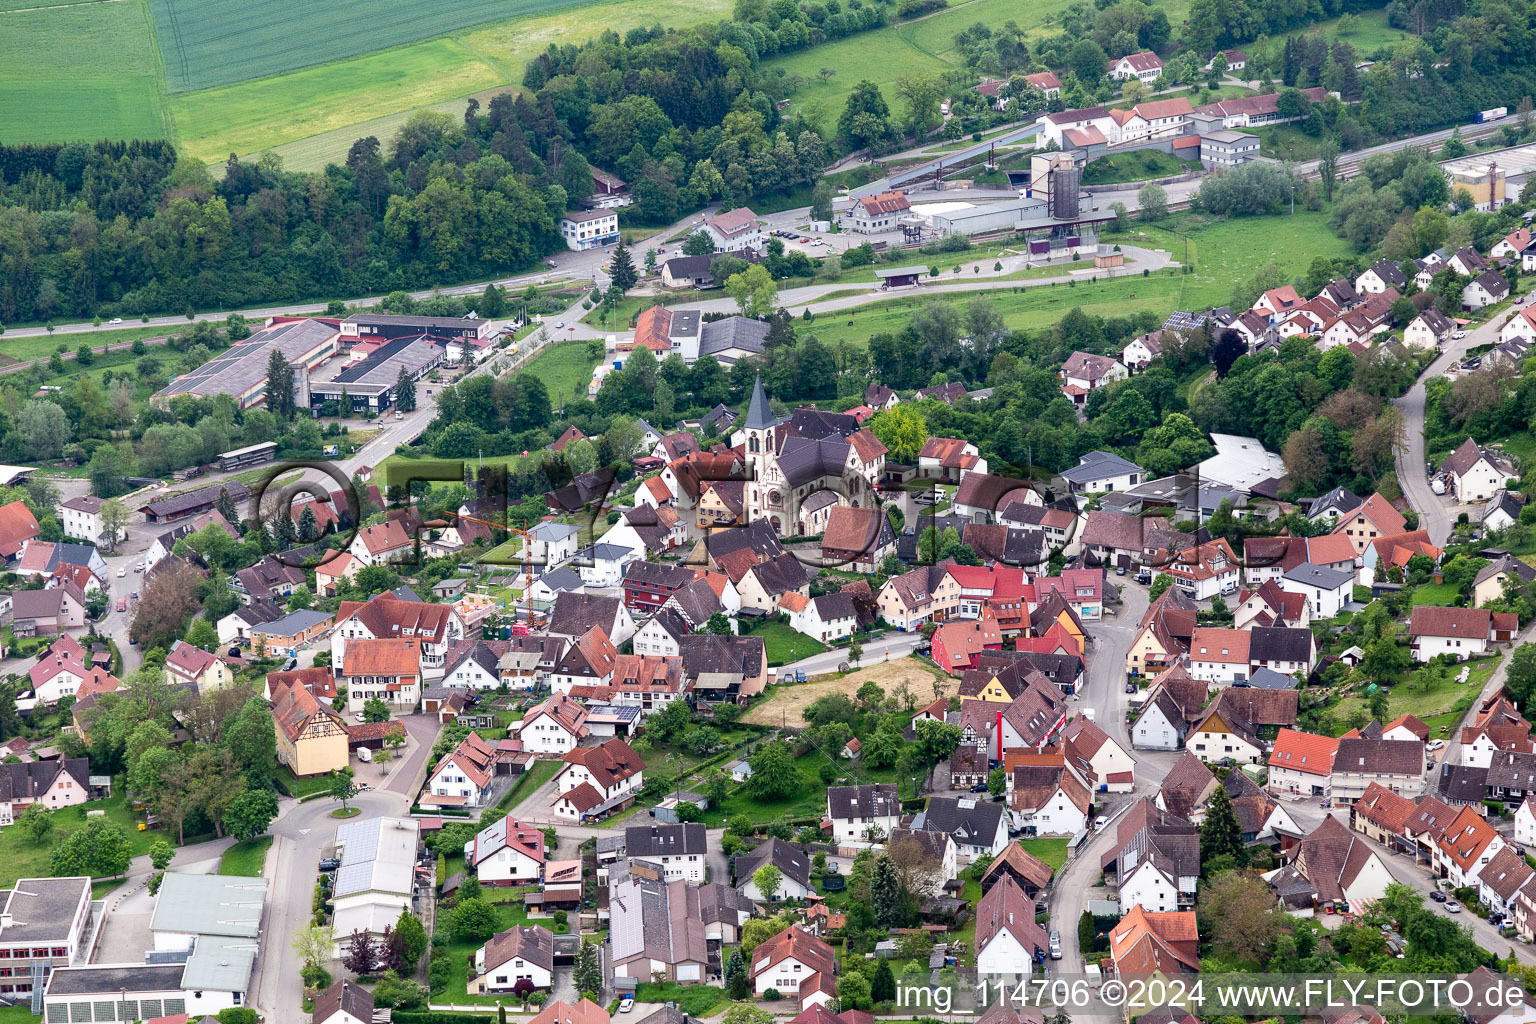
[1445,900,1462,913]
[1133,570,1151,584]
[1430,890,1447,902]
[1126,682,1138,694]
[117,567,126,577]
[970,782,989,793]
[1427,739,1445,751]
[318,857,340,872]
[620,996,635,1014]
[1115,565,1127,576]
[354,712,366,722]
[1453,330,1468,339]
[115,599,126,612]
[1049,931,1062,959]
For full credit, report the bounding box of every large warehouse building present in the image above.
[154,317,340,410]
[1440,144,1536,211]
[307,334,445,414]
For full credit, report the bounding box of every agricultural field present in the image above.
[743,658,954,728]
[0,0,168,145]
[147,0,557,92]
[176,0,732,169]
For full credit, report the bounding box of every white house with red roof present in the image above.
[846,191,911,233]
[1267,730,1339,797]
[331,591,465,677]
[554,737,644,811]
[1060,351,1128,405]
[749,926,838,1009]
[423,731,502,809]
[0,500,39,564]
[465,814,545,885]
[348,520,412,566]
[1109,51,1163,83]
[517,693,591,755]
[1434,804,1507,889]
[1251,285,1303,318]
[28,634,89,705]
[701,207,762,253]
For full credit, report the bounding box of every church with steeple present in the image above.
[739,374,889,535]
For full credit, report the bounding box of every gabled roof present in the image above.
[827,783,900,819]
[1437,804,1502,871]
[734,836,810,889]
[1293,815,1381,901]
[980,841,1055,892]
[975,875,1048,958]
[1268,729,1339,777]
[562,736,644,790]
[481,924,555,974]
[1354,782,1417,835]
[1333,492,1406,538]
[1157,752,1219,819]
[920,795,1006,846]
[313,980,374,1024]
[1409,605,1492,639]
[1109,905,1199,975]
[748,925,837,982]
[1335,738,1424,776]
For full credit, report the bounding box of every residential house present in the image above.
[1330,738,1426,804]
[466,815,546,885]
[979,841,1055,898]
[1482,490,1525,533]
[846,191,911,233]
[1355,259,1407,295]
[163,639,233,692]
[1248,626,1316,678]
[608,877,707,983]
[554,738,644,818]
[0,500,39,562]
[1233,580,1310,631]
[974,875,1050,979]
[348,520,412,566]
[1450,246,1491,276]
[270,676,349,777]
[1187,628,1251,686]
[748,926,837,1010]
[1409,606,1496,661]
[782,592,858,645]
[1009,761,1091,836]
[1443,437,1515,503]
[1269,729,1339,797]
[1060,351,1129,405]
[1477,845,1534,915]
[313,980,374,1024]
[1157,538,1240,601]
[251,608,334,658]
[735,836,812,901]
[1127,588,1198,678]
[1474,554,1536,607]
[517,693,591,755]
[8,586,85,636]
[337,637,422,712]
[0,758,90,825]
[626,823,708,883]
[701,207,761,253]
[547,591,637,647]
[932,617,1005,675]
[1278,563,1353,619]
[1107,906,1199,978]
[1331,492,1408,557]
[1102,798,1199,913]
[548,628,621,695]
[331,592,464,677]
[1061,716,1135,793]
[1271,815,1394,914]
[472,925,554,993]
[1405,308,1456,349]
[917,795,1010,860]
[1131,666,1208,751]
[424,732,501,809]
[826,784,902,843]
[1464,270,1510,310]
[1109,51,1163,83]
[1062,451,1144,496]
[1434,805,1507,888]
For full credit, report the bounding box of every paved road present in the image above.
[1373,832,1532,962]
[1394,304,1524,547]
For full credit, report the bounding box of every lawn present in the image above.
[0,792,165,888]
[278,766,335,799]
[0,0,168,145]
[433,889,542,1006]
[743,658,954,727]
[508,758,564,813]
[219,836,273,876]
[523,341,601,411]
[1083,150,1201,185]
[1317,8,1413,49]
[1329,654,1500,731]
[634,983,728,1016]
[746,620,829,666]
[1021,837,1070,872]
[1409,582,1461,606]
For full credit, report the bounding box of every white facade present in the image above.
[1453,456,1511,503]
[1268,764,1329,797]
[467,844,544,886]
[1131,701,1184,751]
[1437,833,1507,890]
[1186,725,1263,765]
[1011,787,1088,836]
[476,946,552,991]
[976,927,1044,979]
[516,711,584,755]
[1516,799,1536,848]
[1118,859,1183,914]
[559,211,619,251]
[1412,632,1490,662]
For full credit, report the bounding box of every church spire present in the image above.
[745,372,773,431]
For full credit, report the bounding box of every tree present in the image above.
[872,958,896,1003]
[609,237,638,293]
[362,697,391,723]
[49,819,131,878]
[726,264,777,318]
[868,405,927,463]
[870,854,903,928]
[266,349,295,419]
[914,718,962,767]
[1202,870,1284,963]
[987,766,1007,797]
[291,924,335,971]
[395,368,417,413]
[99,499,129,551]
[342,929,384,976]
[149,839,175,870]
[17,802,52,844]
[810,180,834,223]
[130,557,205,649]
[838,80,893,150]
[1508,643,1536,706]
[753,863,783,901]
[390,908,428,973]
[1199,784,1245,871]
[573,938,603,995]
[18,400,70,460]
[1138,183,1168,221]
[682,231,716,257]
[449,896,498,943]
[223,788,278,842]
[749,740,800,799]
[328,767,358,813]
[726,948,749,999]
[861,727,902,768]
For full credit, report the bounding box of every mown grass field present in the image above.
[219,835,272,876]
[1317,8,1412,49]
[524,340,600,409]
[0,0,167,144]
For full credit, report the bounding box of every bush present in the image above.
[217,1011,259,1024]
